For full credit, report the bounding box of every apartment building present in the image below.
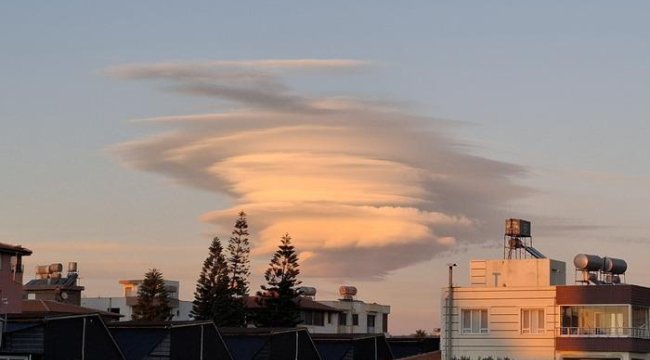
[314,286,390,335]
[441,219,650,360]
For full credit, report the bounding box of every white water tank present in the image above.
[573,254,604,272]
[339,286,357,297]
[603,257,627,274]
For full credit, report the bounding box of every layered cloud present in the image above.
[110,59,529,278]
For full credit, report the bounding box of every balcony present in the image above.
[558,327,650,339]
[557,327,650,352]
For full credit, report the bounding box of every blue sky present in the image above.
[2,1,650,334]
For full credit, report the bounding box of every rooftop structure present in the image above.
[24,261,85,305]
[0,242,32,314]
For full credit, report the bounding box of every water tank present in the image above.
[505,219,531,237]
[298,287,317,297]
[49,263,63,273]
[36,265,50,275]
[573,254,604,272]
[603,257,627,274]
[68,262,78,273]
[339,286,357,297]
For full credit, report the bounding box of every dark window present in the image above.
[339,313,347,326]
[367,314,375,327]
[302,311,324,326]
[302,311,312,325]
[383,314,388,333]
[352,314,359,326]
[108,308,121,314]
[327,312,331,324]
[313,312,324,326]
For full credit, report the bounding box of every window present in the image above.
[327,312,331,324]
[382,314,389,333]
[522,309,545,334]
[352,314,359,326]
[367,314,376,332]
[303,311,325,326]
[339,312,347,325]
[461,309,488,334]
[108,307,121,314]
[561,306,629,336]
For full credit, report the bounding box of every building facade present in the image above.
[244,287,390,335]
[442,256,650,360]
[24,262,84,305]
[318,299,390,335]
[0,242,32,314]
[82,279,193,321]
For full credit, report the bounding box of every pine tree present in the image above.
[254,233,302,327]
[227,211,250,296]
[191,237,238,326]
[226,211,250,326]
[132,268,172,321]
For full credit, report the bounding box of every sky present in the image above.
[2,1,650,335]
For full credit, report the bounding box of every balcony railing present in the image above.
[558,327,650,339]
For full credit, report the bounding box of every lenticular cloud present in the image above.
[110,59,528,279]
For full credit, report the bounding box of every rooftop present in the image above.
[11,299,122,320]
[0,241,32,256]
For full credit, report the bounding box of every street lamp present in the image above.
[446,263,457,360]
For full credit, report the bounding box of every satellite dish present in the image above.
[61,292,69,300]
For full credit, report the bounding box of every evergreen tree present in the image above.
[132,268,172,321]
[191,237,239,326]
[226,211,250,327]
[254,233,302,327]
[227,211,250,296]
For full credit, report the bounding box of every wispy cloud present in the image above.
[109,59,530,279]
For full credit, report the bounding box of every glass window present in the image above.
[367,315,376,327]
[339,312,347,326]
[352,314,359,326]
[461,309,488,334]
[560,306,629,336]
[313,312,324,326]
[522,309,545,334]
[303,311,315,325]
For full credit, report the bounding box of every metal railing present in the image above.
[557,327,650,339]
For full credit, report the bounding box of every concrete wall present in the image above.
[82,297,193,321]
[319,300,390,334]
[441,285,558,360]
[0,253,25,314]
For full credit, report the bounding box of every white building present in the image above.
[442,219,650,360]
[82,279,193,321]
[318,298,390,335]
[299,286,390,335]
[442,257,565,360]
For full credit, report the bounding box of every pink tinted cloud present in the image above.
[109,59,530,278]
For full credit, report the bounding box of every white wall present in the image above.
[319,300,390,334]
[441,286,557,360]
[82,297,193,321]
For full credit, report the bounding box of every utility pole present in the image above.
[446,263,457,360]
